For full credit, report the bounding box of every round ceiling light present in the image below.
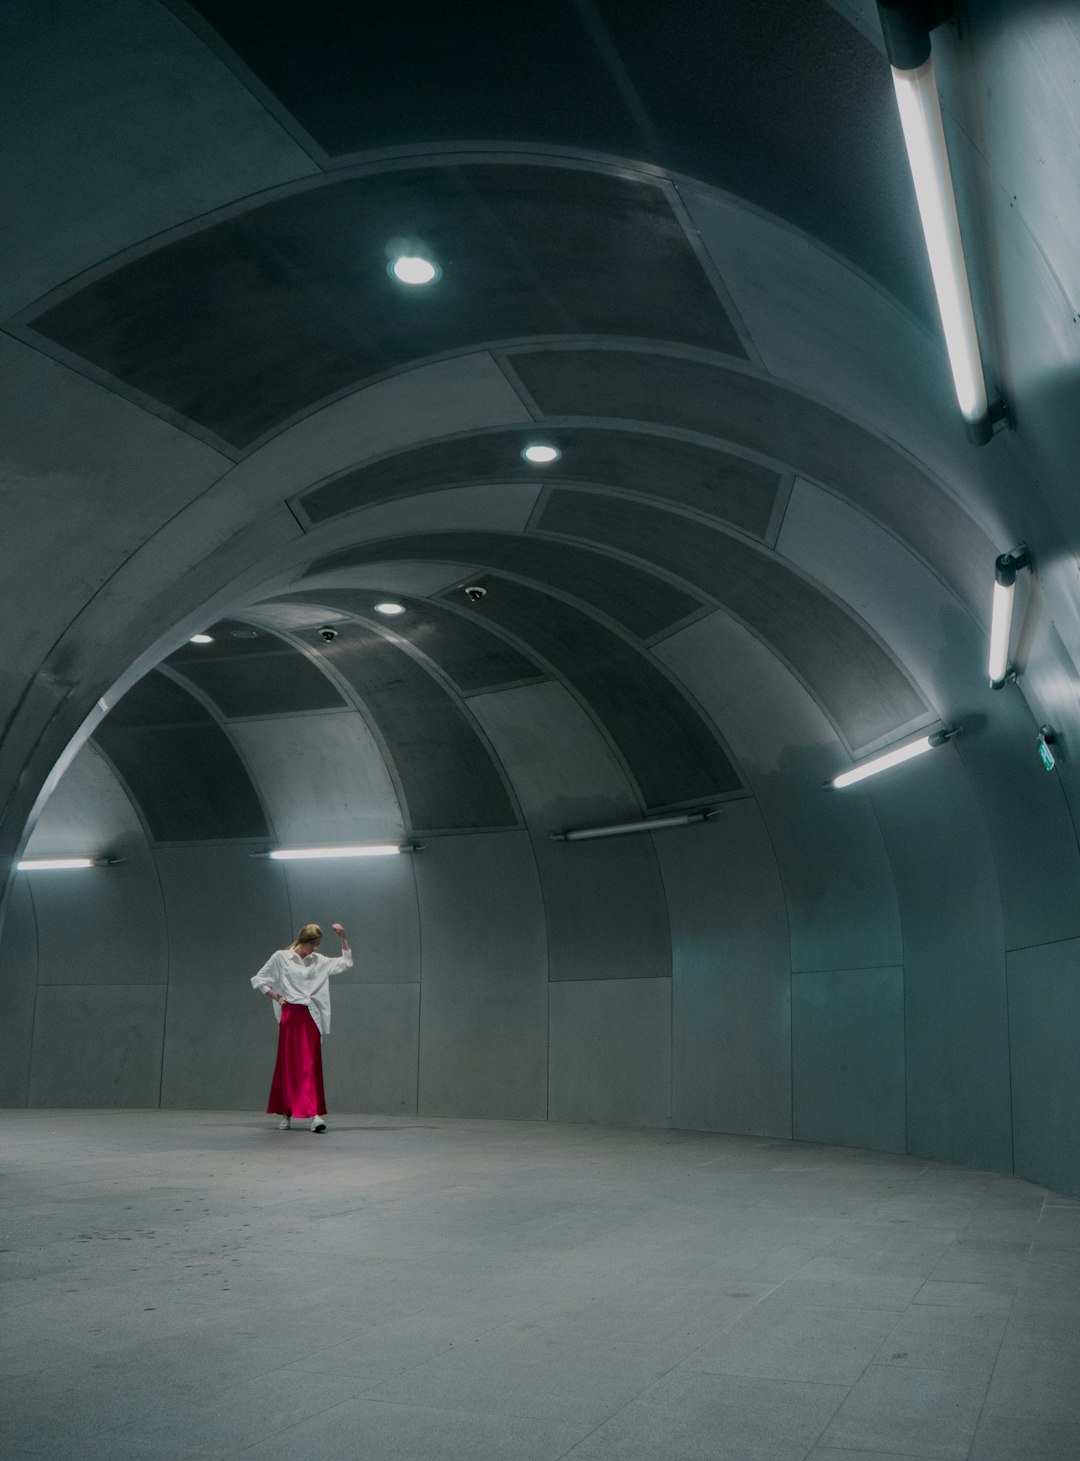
[521,444,560,464]
[374,602,407,616]
[390,256,439,286]
[189,634,214,644]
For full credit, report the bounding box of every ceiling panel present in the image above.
[28,167,743,448]
[300,427,781,538]
[91,671,269,841]
[294,621,518,832]
[539,488,927,751]
[304,531,702,640]
[184,0,925,315]
[279,590,544,694]
[440,576,741,808]
[511,346,993,616]
[167,619,345,717]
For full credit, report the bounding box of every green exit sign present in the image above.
[1037,728,1057,772]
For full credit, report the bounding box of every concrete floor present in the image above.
[1,1114,1079,1460]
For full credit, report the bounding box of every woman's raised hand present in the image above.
[331,922,346,936]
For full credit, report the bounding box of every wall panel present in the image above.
[24,743,167,987]
[536,837,671,983]
[31,859,166,987]
[656,612,901,974]
[153,846,290,986]
[415,832,547,1120]
[230,710,405,847]
[0,877,37,1106]
[791,967,906,1153]
[470,682,671,983]
[1007,938,1080,1199]
[656,807,791,1138]
[322,983,420,1116]
[870,748,1012,1174]
[161,981,271,1110]
[28,984,165,1108]
[548,979,671,1128]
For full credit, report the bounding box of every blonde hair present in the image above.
[292,923,322,948]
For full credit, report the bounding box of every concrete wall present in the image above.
[5,682,1080,1201]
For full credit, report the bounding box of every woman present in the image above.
[251,921,351,1133]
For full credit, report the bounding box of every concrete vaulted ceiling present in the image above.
[3,0,1080,1184]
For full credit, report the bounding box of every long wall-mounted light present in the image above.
[551,810,720,842]
[17,857,120,871]
[828,726,961,789]
[266,844,417,860]
[988,545,1031,689]
[877,1,1006,445]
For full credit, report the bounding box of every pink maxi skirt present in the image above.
[267,1004,327,1119]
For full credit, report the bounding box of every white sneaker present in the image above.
[311,1116,327,1133]
[277,1117,291,1130]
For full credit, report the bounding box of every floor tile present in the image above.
[872,1325,1001,1378]
[228,1397,593,1460]
[912,1279,1016,1310]
[969,1413,1080,1459]
[679,1295,896,1384]
[928,1238,1031,1285]
[1002,1299,1080,1348]
[818,1362,990,1458]
[561,1371,848,1460]
[808,1450,930,1461]
[101,1367,369,1454]
[984,1342,1080,1424]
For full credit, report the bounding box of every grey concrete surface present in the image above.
[547,978,671,1127]
[791,967,906,1155]
[2,1111,1078,1460]
[656,806,791,1139]
[414,833,547,1120]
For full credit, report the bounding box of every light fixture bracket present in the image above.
[877,0,954,71]
[967,397,1011,446]
[994,545,1031,588]
[927,725,962,749]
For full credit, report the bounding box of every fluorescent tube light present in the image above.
[551,810,719,842]
[830,727,959,789]
[877,1,1003,445]
[988,579,1015,687]
[17,858,95,871]
[989,547,1030,689]
[269,845,403,860]
[891,60,987,429]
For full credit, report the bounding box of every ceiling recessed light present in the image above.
[390,256,439,286]
[521,444,560,464]
[374,602,407,616]
[189,633,214,644]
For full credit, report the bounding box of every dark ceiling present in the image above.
[8,0,1070,870]
[177,0,926,315]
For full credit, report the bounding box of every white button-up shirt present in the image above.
[251,947,353,1037]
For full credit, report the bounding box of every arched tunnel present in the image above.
[3,2,1080,1454]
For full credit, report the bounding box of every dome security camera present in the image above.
[463,585,487,603]
[318,625,338,642]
